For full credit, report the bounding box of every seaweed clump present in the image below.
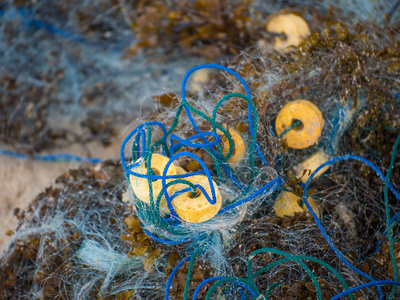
[126,0,267,59]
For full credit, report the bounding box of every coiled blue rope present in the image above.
[180,64,269,167]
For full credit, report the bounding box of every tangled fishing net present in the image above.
[2,0,400,299]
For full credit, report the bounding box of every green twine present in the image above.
[212,93,258,185]
[248,249,322,300]
[167,101,185,136]
[265,283,280,299]
[385,132,400,299]
[183,247,203,300]
[201,247,354,300]
[246,248,354,300]
[278,120,302,139]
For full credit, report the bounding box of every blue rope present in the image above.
[0,149,101,163]
[133,128,146,160]
[217,177,283,215]
[192,276,259,300]
[225,281,259,298]
[165,255,192,300]
[161,152,217,214]
[331,281,400,300]
[180,64,269,167]
[301,155,400,299]
[192,276,225,300]
[169,132,221,153]
[142,228,190,245]
[120,121,168,175]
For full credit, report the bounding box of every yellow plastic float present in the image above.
[129,153,176,212]
[172,175,222,223]
[275,99,324,149]
[274,191,319,218]
[220,127,246,167]
[293,150,330,183]
[266,13,310,52]
[175,165,187,175]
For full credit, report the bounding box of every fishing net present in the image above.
[2,0,400,299]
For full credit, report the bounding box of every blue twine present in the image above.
[0,149,101,163]
[331,281,400,300]
[224,281,259,299]
[180,64,269,167]
[192,276,225,299]
[161,152,217,219]
[169,132,221,153]
[166,185,211,223]
[301,155,400,299]
[192,276,259,300]
[120,121,168,175]
[217,177,283,215]
[134,128,147,160]
[165,255,192,300]
[142,228,190,245]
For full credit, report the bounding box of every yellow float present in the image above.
[274,191,319,218]
[129,153,176,212]
[220,127,246,167]
[275,99,324,149]
[293,150,330,183]
[175,165,187,175]
[172,175,222,223]
[266,13,310,52]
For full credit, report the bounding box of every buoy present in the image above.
[172,175,222,223]
[275,99,323,149]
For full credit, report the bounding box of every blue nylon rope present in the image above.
[180,64,269,167]
[120,121,168,175]
[192,276,225,300]
[169,132,221,153]
[165,255,192,300]
[142,228,190,245]
[217,177,283,215]
[192,276,259,300]
[331,281,400,300]
[0,149,101,163]
[301,155,400,299]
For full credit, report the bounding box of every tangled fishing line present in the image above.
[2,3,400,298]
[3,60,400,299]
[117,63,400,299]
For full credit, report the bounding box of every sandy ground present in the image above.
[0,125,137,253]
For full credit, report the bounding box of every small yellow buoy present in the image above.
[293,150,330,183]
[266,13,310,52]
[172,175,222,223]
[275,99,324,149]
[221,127,246,167]
[274,191,319,218]
[129,153,176,212]
[175,165,187,175]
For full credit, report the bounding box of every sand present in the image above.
[0,126,134,252]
